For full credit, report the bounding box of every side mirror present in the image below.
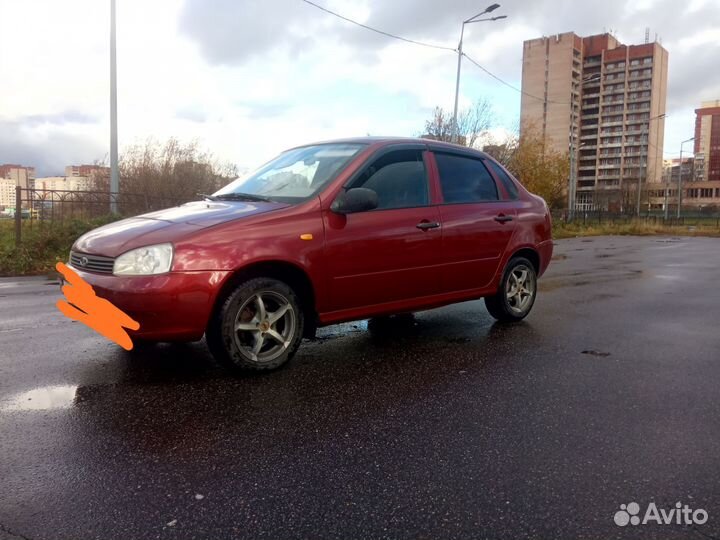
[331,188,378,214]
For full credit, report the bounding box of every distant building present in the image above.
[0,178,16,209]
[65,164,110,181]
[0,164,36,208]
[694,100,720,183]
[647,155,720,213]
[662,157,700,184]
[35,176,95,192]
[647,100,720,212]
[0,164,35,189]
[520,32,668,211]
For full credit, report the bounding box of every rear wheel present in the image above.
[485,257,537,322]
[207,277,304,372]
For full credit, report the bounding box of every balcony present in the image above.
[602,88,625,96]
[577,182,598,190]
[604,64,626,73]
[624,129,645,136]
[579,165,597,171]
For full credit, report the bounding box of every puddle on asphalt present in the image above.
[1,385,78,412]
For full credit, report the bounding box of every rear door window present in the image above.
[434,153,499,203]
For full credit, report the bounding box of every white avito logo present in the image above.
[614,502,709,527]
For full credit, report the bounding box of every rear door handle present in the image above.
[416,221,441,230]
[494,214,514,223]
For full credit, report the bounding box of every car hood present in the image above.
[73,200,288,257]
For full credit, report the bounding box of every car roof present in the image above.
[292,136,492,159]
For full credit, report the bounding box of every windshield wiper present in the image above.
[197,193,217,201]
[213,192,272,203]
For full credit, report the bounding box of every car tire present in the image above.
[484,257,538,322]
[207,277,304,372]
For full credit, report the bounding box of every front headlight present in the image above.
[113,243,174,276]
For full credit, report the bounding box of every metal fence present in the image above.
[552,210,720,228]
[4,187,189,246]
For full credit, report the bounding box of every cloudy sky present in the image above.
[1,0,719,176]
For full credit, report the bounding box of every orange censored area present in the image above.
[55,262,140,350]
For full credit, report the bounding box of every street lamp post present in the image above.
[110,0,119,214]
[676,137,695,219]
[451,4,506,143]
[636,113,666,217]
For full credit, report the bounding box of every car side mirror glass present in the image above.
[331,188,378,214]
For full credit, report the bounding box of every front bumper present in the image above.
[65,266,230,341]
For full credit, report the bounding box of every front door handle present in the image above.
[494,214,514,223]
[416,221,441,230]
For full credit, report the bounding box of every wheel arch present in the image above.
[509,247,540,276]
[210,260,318,337]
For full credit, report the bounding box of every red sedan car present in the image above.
[69,137,553,371]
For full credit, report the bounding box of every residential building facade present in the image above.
[694,100,720,183]
[0,164,36,209]
[35,176,96,192]
[521,32,668,211]
[0,178,16,209]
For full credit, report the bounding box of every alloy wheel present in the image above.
[232,291,296,363]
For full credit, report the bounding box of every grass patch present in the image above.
[553,219,720,239]
[0,216,118,276]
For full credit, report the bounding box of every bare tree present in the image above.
[118,138,237,212]
[422,99,495,148]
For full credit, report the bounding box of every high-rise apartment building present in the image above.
[521,33,668,211]
[0,164,35,190]
[35,176,96,192]
[0,164,36,208]
[694,100,720,183]
[65,164,110,179]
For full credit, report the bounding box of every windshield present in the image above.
[214,143,366,203]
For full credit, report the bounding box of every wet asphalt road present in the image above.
[1,236,720,540]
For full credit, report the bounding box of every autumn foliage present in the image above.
[504,127,569,210]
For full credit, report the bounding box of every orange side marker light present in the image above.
[55,262,140,350]
[300,233,313,241]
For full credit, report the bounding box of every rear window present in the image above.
[434,153,499,203]
[485,160,520,200]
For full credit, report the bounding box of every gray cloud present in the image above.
[23,110,98,127]
[179,0,720,118]
[0,119,105,176]
[178,0,313,65]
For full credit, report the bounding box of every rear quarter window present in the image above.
[485,160,520,200]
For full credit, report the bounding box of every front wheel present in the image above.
[207,277,304,372]
[484,257,537,322]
